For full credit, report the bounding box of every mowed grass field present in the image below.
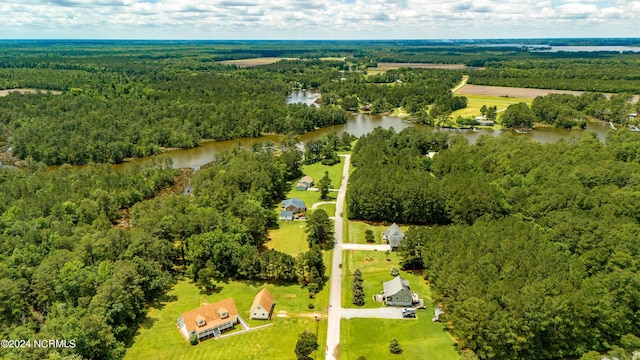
[268,160,344,254]
[341,250,402,309]
[218,57,298,67]
[339,251,459,359]
[451,94,532,119]
[266,220,309,255]
[126,250,333,360]
[345,220,408,245]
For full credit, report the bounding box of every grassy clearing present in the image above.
[451,94,531,119]
[341,318,459,360]
[316,203,337,217]
[346,221,387,245]
[339,251,459,360]
[126,251,333,360]
[319,57,346,61]
[266,221,309,255]
[341,250,402,309]
[301,161,343,190]
[346,220,409,245]
[0,88,62,96]
[218,57,298,67]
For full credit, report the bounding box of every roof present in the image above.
[383,223,403,237]
[281,198,306,209]
[384,223,405,247]
[280,211,294,218]
[296,182,309,188]
[180,298,238,335]
[251,288,275,312]
[383,275,411,296]
[301,176,314,184]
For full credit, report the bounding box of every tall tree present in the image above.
[319,171,332,200]
[294,330,319,360]
[305,209,334,248]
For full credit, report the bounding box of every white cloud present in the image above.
[0,0,638,38]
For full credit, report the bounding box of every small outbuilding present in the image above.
[383,223,405,251]
[250,288,276,320]
[296,182,309,191]
[300,176,314,187]
[280,211,294,221]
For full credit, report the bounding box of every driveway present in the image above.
[341,307,408,320]
[342,243,391,251]
[311,201,336,210]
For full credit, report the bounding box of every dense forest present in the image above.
[0,146,327,360]
[347,127,640,359]
[2,41,640,165]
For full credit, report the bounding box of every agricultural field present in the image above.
[455,84,586,99]
[339,250,458,359]
[126,261,332,360]
[218,57,298,67]
[0,88,62,96]
[376,62,483,70]
[451,93,532,120]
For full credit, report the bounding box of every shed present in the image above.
[280,211,294,221]
[250,288,276,320]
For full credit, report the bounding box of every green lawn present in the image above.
[450,94,532,126]
[339,251,459,360]
[301,160,343,191]
[316,203,337,217]
[126,253,333,360]
[341,318,459,360]
[341,250,403,309]
[346,220,409,245]
[266,221,309,255]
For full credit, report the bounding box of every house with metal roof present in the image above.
[382,275,415,307]
[383,223,405,251]
[281,198,306,213]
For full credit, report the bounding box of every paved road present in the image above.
[325,154,350,360]
[341,307,407,320]
[342,243,391,251]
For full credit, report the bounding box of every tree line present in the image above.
[347,128,640,359]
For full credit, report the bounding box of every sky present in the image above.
[1,0,639,39]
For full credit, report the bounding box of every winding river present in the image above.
[115,89,611,171]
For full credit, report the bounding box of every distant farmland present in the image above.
[457,84,640,102]
[376,62,485,70]
[0,88,62,96]
[218,57,298,67]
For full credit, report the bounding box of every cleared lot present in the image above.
[218,57,297,67]
[457,84,640,102]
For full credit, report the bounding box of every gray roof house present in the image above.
[281,198,306,213]
[382,275,414,307]
[383,223,405,250]
[295,182,309,191]
[280,211,294,221]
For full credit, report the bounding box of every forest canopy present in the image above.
[348,127,640,359]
